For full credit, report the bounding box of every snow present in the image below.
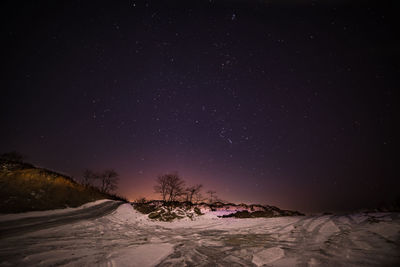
[350,213,369,224]
[110,202,148,222]
[315,220,339,243]
[106,244,173,267]
[252,247,285,266]
[206,210,236,217]
[1,203,400,266]
[307,215,329,232]
[367,221,400,241]
[308,257,320,266]
[0,199,112,222]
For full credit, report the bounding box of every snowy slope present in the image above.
[0,199,113,222]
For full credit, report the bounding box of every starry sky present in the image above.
[2,0,397,213]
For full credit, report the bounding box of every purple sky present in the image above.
[2,0,397,212]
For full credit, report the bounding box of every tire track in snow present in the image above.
[0,201,122,239]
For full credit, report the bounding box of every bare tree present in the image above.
[81,169,96,187]
[194,192,204,203]
[99,169,119,193]
[186,184,203,203]
[207,190,217,203]
[154,175,169,201]
[166,173,185,202]
[154,173,185,202]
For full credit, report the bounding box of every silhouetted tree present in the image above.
[194,192,204,203]
[166,173,185,202]
[207,190,217,203]
[81,169,96,187]
[154,175,169,201]
[154,172,185,202]
[99,169,119,193]
[185,184,203,203]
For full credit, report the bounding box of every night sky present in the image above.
[2,0,397,213]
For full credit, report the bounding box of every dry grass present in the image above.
[0,163,124,213]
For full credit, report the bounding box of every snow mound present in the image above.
[111,203,148,222]
[252,247,285,266]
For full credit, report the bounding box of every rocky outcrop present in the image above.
[132,200,304,221]
[200,202,304,218]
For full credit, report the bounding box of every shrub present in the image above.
[133,202,157,214]
[194,207,202,215]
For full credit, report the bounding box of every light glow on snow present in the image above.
[1,203,400,266]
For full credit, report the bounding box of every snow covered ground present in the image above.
[0,202,399,266]
[0,199,112,222]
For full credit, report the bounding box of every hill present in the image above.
[0,159,126,213]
